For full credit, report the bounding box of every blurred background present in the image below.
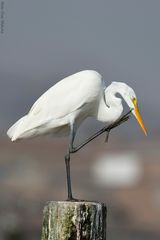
[0,0,160,239]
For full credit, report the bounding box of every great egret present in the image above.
[7,70,147,200]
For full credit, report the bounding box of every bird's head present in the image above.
[111,82,147,136]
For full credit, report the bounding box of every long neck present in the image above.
[96,86,123,123]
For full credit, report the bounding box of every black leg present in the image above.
[70,109,133,153]
[65,153,74,201]
[64,109,132,201]
[65,152,82,201]
[64,123,77,201]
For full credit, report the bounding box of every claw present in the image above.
[105,130,110,142]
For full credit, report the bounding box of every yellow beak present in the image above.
[132,98,147,136]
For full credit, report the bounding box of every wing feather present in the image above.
[27,70,103,125]
[9,70,103,138]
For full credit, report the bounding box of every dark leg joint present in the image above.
[65,153,70,162]
[69,146,77,154]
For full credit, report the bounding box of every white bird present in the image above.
[7,70,147,200]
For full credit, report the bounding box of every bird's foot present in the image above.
[104,109,132,142]
[104,130,110,142]
[119,113,130,123]
[108,110,132,130]
[66,197,87,202]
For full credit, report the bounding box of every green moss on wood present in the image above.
[41,201,106,240]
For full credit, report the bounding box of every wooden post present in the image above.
[41,201,107,240]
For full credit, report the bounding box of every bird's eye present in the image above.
[132,97,137,106]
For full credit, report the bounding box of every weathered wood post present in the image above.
[40,111,133,239]
[41,201,107,240]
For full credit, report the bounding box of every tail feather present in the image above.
[7,116,27,141]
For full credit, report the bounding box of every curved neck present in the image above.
[96,86,123,123]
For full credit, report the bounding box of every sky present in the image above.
[0,0,160,139]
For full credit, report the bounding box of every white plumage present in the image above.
[7,70,147,142]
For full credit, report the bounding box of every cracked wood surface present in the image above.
[41,201,107,240]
